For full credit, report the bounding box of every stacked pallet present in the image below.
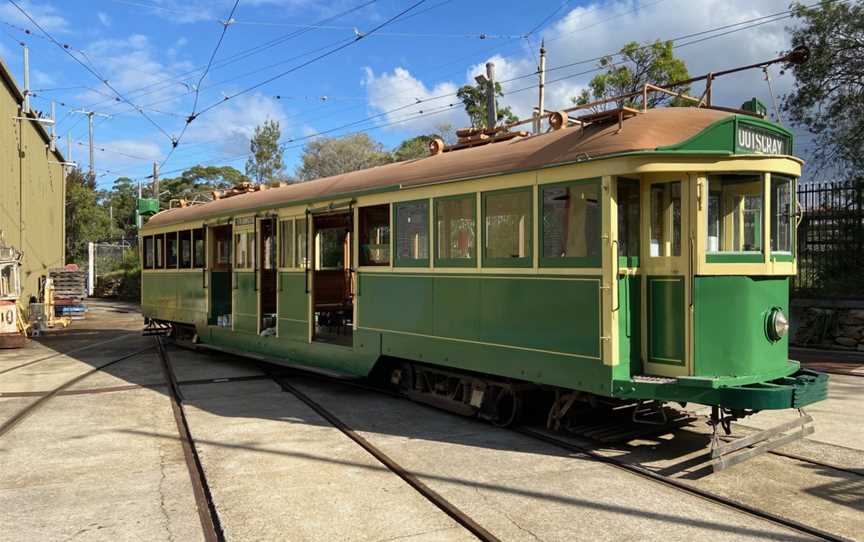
[48,268,87,320]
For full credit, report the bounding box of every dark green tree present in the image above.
[574,40,690,109]
[393,134,438,162]
[245,119,285,184]
[101,177,138,239]
[457,80,518,129]
[65,168,111,265]
[159,165,249,203]
[783,1,864,174]
[296,133,392,181]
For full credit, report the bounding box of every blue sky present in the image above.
[0,0,819,188]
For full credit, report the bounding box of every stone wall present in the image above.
[793,303,864,351]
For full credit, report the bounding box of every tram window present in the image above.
[143,236,154,269]
[215,233,231,267]
[280,220,294,267]
[155,234,164,269]
[192,228,205,268]
[248,233,257,270]
[165,233,179,268]
[706,174,763,253]
[617,178,640,265]
[483,188,531,266]
[317,228,347,270]
[295,218,308,268]
[771,176,793,253]
[541,180,600,266]
[435,195,476,266]
[359,204,390,266]
[235,233,247,268]
[395,200,429,266]
[179,230,192,268]
[649,181,682,257]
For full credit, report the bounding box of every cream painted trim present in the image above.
[359,267,603,276]
[142,220,205,236]
[358,326,602,361]
[602,175,616,366]
[361,272,601,281]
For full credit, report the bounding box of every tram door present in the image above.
[640,176,692,377]
[310,211,354,346]
[258,218,278,334]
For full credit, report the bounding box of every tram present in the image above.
[140,81,827,467]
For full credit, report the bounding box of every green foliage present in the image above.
[457,80,518,129]
[296,133,392,181]
[245,119,285,184]
[65,168,111,266]
[159,165,249,203]
[392,134,438,162]
[100,177,138,240]
[783,1,864,175]
[574,40,690,109]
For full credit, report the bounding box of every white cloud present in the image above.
[363,0,797,138]
[363,67,464,134]
[181,93,289,155]
[86,138,163,174]
[97,12,111,27]
[31,68,55,87]
[0,0,68,33]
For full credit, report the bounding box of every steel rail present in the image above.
[266,372,500,542]
[154,338,224,542]
[0,346,153,438]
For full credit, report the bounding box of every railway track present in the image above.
[0,331,140,376]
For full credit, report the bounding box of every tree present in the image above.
[457,79,518,129]
[65,168,111,265]
[783,1,864,174]
[101,177,138,240]
[245,119,285,184]
[573,40,690,110]
[296,133,392,181]
[159,165,249,203]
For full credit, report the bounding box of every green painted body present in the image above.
[647,276,685,366]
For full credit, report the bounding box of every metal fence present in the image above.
[793,179,864,298]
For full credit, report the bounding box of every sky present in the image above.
[0,0,823,188]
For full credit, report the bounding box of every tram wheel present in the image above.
[491,387,523,427]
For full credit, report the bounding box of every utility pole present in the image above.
[67,132,72,163]
[136,179,142,229]
[152,162,160,209]
[485,62,496,129]
[534,40,546,135]
[22,44,30,114]
[49,101,56,152]
[71,109,110,180]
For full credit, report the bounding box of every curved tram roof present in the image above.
[146,107,778,229]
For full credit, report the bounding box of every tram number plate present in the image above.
[0,301,16,333]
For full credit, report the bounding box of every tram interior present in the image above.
[209,225,233,326]
[259,218,278,335]
[312,213,354,346]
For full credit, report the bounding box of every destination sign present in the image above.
[736,124,790,155]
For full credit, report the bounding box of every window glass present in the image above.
[436,195,476,265]
[484,189,531,265]
[235,233,247,268]
[617,178,640,262]
[166,233,178,268]
[143,236,154,269]
[280,220,294,267]
[295,218,308,268]
[215,232,231,267]
[541,181,600,264]
[359,205,390,266]
[771,176,793,253]
[395,200,429,265]
[317,228,346,270]
[248,232,257,270]
[193,228,205,268]
[649,181,682,257]
[179,230,192,268]
[155,234,164,269]
[706,175,763,253]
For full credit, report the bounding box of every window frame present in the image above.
[155,234,165,269]
[179,230,193,268]
[394,199,430,268]
[770,174,795,261]
[192,228,206,269]
[481,187,533,268]
[143,235,154,269]
[165,231,179,269]
[616,177,641,268]
[279,219,295,268]
[358,203,391,267]
[539,178,602,268]
[434,193,478,268]
[295,217,309,269]
[704,173,765,264]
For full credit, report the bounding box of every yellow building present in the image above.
[0,57,66,302]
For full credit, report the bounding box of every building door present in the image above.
[311,211,353,346]
[641,176,692,377]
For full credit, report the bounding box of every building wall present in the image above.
[0,59,66,303]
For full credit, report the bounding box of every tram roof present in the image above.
[145,107,767,228]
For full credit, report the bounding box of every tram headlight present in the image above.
[766,308,789,342]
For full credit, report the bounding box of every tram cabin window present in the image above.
[395,200,429,266]
[279,220,294,267]
[166,232,179,268]
[483,189,531,266]
[771,176,793,253]
[436,195,476,266]
[215,232,231,267]
[155,234,165,269]
[179,230,192,268]
[235,233,248,268]
[359,205,390,266]
[143,236,154,269]
[650,181,682,257]
[541,180,600,266]
[262,229,275,271]
[296,218,308,268]
[193,228,206,268]
[317,228,347,270]
[706,174,763,253]
[617,178,640,265]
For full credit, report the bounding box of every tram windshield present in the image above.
[706,174,763,254]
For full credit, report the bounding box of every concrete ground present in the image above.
[1,300,861,541]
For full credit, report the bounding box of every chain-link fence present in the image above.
[88,240,139,298]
